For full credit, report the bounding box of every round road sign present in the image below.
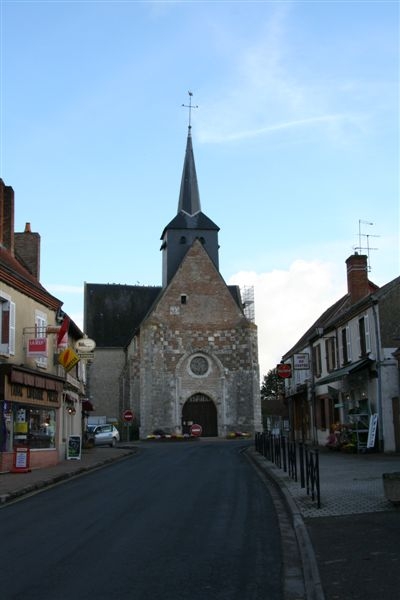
[277,363,292,378]
[123,409,134,423]
[190,423,202,437]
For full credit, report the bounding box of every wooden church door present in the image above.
[182,394,218,437]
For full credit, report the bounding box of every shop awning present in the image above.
[315,358,373,386]
[82,399,94,411]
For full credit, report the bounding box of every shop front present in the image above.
[0,365,64,472]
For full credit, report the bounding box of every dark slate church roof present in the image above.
[85,281,243,348]
[161,210,219,237]
[84,283,162,347]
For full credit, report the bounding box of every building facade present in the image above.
[281,253,400,453]
[85,128,262,438]
[0,179,87,472]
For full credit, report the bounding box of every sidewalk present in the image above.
[250,447,400,600]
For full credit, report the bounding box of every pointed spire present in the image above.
[178,92,201,215]
[178,131,201,215]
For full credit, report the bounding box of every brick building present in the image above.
[84,128,262,437]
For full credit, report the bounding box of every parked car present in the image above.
[86,424,120,447]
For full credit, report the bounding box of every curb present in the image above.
[246,448,325,600]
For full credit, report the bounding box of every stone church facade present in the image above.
[84,128,262,438]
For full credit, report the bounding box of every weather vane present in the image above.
[182,91,198,130]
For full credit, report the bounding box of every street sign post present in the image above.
[123,409,135,442]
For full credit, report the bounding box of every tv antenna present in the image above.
[353,219,379,272]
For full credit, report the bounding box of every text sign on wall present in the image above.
[294,353,310,369]
[367,414,378,449]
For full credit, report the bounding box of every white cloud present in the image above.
[229,259,347,378]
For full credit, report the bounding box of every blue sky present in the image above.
[0,0,398,377]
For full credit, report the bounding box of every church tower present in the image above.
[160,106,219,287]
[84,94,262,438]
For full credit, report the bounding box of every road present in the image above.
[0,441,283,600]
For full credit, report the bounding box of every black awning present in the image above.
[82,399,94,411]
[315,358,372,386]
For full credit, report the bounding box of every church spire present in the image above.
[179,92,200,215]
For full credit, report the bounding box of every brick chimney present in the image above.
[0,179,15,255]
[346,253,370,304]
[15,222,41,280]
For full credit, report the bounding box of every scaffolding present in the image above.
[242,285,255,323]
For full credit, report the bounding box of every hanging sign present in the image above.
[294,353,310,369]
[58,347,80,372]
[67,435,82,460]
[27,338,48,357]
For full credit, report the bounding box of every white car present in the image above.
[87,424,120,447]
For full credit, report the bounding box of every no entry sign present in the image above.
[277,363,292,378]
[190,423,202,437]
[123,409,134,423]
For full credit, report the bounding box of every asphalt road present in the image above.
[0,441,283,600]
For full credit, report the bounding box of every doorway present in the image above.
[182,394,218,437]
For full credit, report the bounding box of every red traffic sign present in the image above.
[190,423,202,437]
[277,363,292,378]
[123,409,134,423]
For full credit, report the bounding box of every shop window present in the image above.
[13,406,56,449]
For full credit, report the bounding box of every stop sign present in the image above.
[123,409,134,423]
[190,423,202,437]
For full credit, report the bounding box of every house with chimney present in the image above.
[281,253,400,453]
[0,179,86,472]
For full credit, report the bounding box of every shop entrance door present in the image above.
[182,394,218,437]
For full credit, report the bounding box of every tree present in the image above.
[260,368,284,401]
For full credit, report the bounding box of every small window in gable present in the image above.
[181,294,187,305]
[180,236,187,244]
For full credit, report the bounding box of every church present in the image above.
[84,120,262,438]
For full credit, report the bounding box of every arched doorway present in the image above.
[182,394,218,437]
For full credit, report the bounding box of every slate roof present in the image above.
[84,283,162,347]
[178,130,201,216]
[85,282,244,348]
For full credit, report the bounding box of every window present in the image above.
[341,326,352,364]
[181,294,187,305]
[13,406,56,449]
[312,344,322,377]
[35,310,47,367]
[358,315,370,357]
[0,293,16,355]
[325,337,337,372]
[180,236,186,244]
